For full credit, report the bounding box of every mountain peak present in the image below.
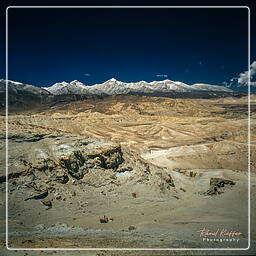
[109,78,117,82]
[58,81,69,85]
[104,78,123,84]
[70,80,80,83]
[70,80,86,86]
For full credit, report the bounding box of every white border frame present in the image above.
[5,5,251,251]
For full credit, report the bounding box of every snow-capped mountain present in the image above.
[1,78,233,99]
[1,78,244,112]
[44,80,89,95]
[44,78,233,95]
[88,78,131,95]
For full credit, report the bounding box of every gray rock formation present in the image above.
[2,134,175,194]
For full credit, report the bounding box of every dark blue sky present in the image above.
[4,6,251,87]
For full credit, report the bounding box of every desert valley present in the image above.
[0,78,255,256]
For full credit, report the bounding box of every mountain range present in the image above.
[44,78,233,95]
[1,78,248,113]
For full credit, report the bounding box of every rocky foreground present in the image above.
[0,133,255,254]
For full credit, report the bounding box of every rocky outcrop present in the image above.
[2,134,176,195]
[121,147,175,191]
[199,177,236,196]
[206,178,236,195]
[17,135,124,181]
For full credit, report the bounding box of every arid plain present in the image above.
[0,95,256,256]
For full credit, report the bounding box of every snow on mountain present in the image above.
[86,78,197,95]
[191,83,233,92]
[3,79,23,85]
[45,80,89,95]
[11,78,233,96]
[89,78,130,95]
[85,78,230,95]
[148,80,196,92]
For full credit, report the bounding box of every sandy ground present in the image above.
[0,95,255,255]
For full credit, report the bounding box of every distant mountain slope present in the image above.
[0,79,51,96]
[191,83,232,92]
[0,79,52,111]
[44,78,233,95]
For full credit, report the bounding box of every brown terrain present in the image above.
[0,95,256,256]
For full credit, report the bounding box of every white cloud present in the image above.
[84,73,91,77]
[237,61,256,86]
[225,61,256,87]
[156,74,168,78]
